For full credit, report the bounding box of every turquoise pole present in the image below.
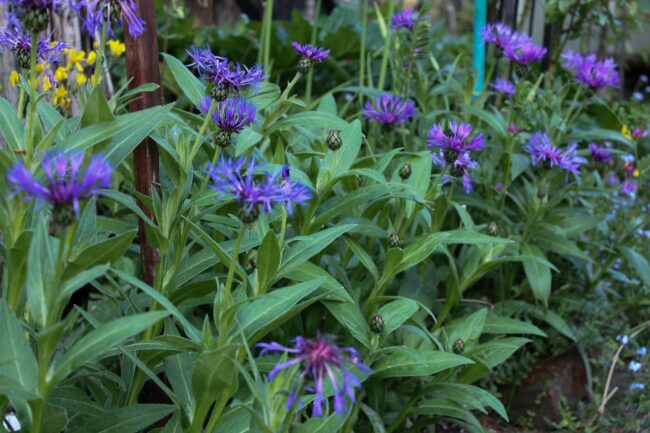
[473,0,487,95]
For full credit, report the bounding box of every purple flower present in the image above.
[206,157,310,222]
[291,42,330,62]
[524,132,585,174]
[188,46,264,100]
[495,182,505,192]
[491,78,515,96]
[427,122,485,158]
[561,50,620,90]
[8,151,112,218]
[391,9,415,31]
[2,0,62,32]
[69,0,145,39]
[258,335,369,416]
[620,179,637,196]
[637,347,648,357]
[482,23,531,52]
[588,143,613,164]
[363,94,416,125]
[503,41,547,65]
[432,150,478,193]
[0,13,66,68]
[198,96,257,147]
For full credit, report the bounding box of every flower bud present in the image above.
[488,221,498,236]
[297,57,313,75]
[215,130,233,148]
[207,83,229,101]
[21,7,50,33]
[370,313,384,334]
[239,205,260,224]
[388,232,401,248]
[452,338,465,354]
[327,129,342,151]
[399,163,412,180]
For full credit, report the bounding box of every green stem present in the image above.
[305,0,322,102]
[224,224,246,295]
[377,1,395,90]
[93,22,108,87]
[17,85,26,121]
[260,0,274,74]
[25,32,38,164]
[201,392,231,433]
[190,99,217,167]
[358,0,368,106]
[280,72,302,100]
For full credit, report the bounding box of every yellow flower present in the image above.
[52,85,68,106]
[107,40,126,57]
[86,51,97,65]
[633,168,640,178]
[36,63,45,74]
[42,76,53,91]
[67,49,86,72]
[621,124,633,141]
[9,70,19,87]
[77,73,88,85]
[54,66,68,83]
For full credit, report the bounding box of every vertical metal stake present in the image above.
[125,0,162,286]
[473,0,487,95]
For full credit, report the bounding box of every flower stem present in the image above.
[17,85,26,120]
[189,98,217,167]
[377,0,395,90]
[280,72,302,100]
[305,0,322,103]
[25,32,38,164]
[358,0,368,106]
[224,223,246,295]
[93,22,108,87]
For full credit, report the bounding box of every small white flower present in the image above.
[628,360,642,372]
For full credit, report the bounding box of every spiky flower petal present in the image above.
[524,132,585,174]
[69,0,145,39]
[561,50,620,90]
[363,94,416,125]
[491,78,515,96]
[0,13,66,69]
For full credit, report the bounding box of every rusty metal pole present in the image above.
[125,1,162,286]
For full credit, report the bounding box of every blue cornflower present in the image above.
[206,157,310,223]
[628,361,642,372]
[291,42,330,74]
[503,41,546,65]
[391,9,416,31]
[0,13,66,69]
[616,335,630,345]
[432,150,478,193]
[637,347,648,357]
[188,46,264,100]
[363,94,416,126]
[491,78,515,97]
[69,0,144,38]
[589,143,613,164]
[561,50,620,91]
[8,151,112,223]
[525,132,585,175]
[199,96,257,147]
[630,382,645,391]
[427,121,484,165]
[258,334,370,417]
[482,23,531,53]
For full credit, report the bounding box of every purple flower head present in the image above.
[524,132,585,174]
[427,122,484,166]
[2,0,62,31]
[588,143,613,164]
[495,182,505,192]
[258,334,370,416]
[206,157,310,222]
[491,78,515,97]
[69,0,145,39]
[188,46,264,100]
[633,128,646,139]
[432,150,478,193]
[391,9,415,31]
[620,179,637,196]
[0,13,66,68]
[363,94,416,125]
[8,151,112,219]
[503,41,547,65]
[561,50,620,90]
[291,42,330,62]
[199,96,257,133]
[482,23,531,52]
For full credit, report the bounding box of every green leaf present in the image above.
[256,231,280,294]
[446,308,487,347]
[0,376,39,400]
[0,300,38,396]
[81,85,114,128]
[163,53,205,105]
[483,316,546,337]
[317,92,337,114]
[66,230,137,277]
[277,224,356,278]
[237,279,324,342]
[463,104,507,138]
[521,243,552,305]
[568,128,634,147]
[235,127,263,156]
[295,411,348,433]
[26,218,57,327]
[378,298,419,335]
[620,247,650,287]
[331,119,362,177]
[534,231,591,261]
[58,265,109,301]
[323,300,371,348]
[0,97,24,151]
[465,337,530,369]
[191,345,239,409]
[373,347,472,378]
[343,236,379,281]
[360,403,386,433]
[68,404,175,433]
[434,383,508,421]
[51,311,169,385]
[268,112,349,133]
[404,152,432,218]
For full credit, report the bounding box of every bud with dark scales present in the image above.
[327,129,342,151]
[215,130,233,148]
[388,232,401,248]
[452,338,465,354]
[207,82,230,101]
[399,163,412,180]
[52,204,76,227]
[198,96,257,147]
[20,6,50,33]
[0,13,66,69]
[488,221,498,236]
[370,314,384,334]
[291,42,330,74]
